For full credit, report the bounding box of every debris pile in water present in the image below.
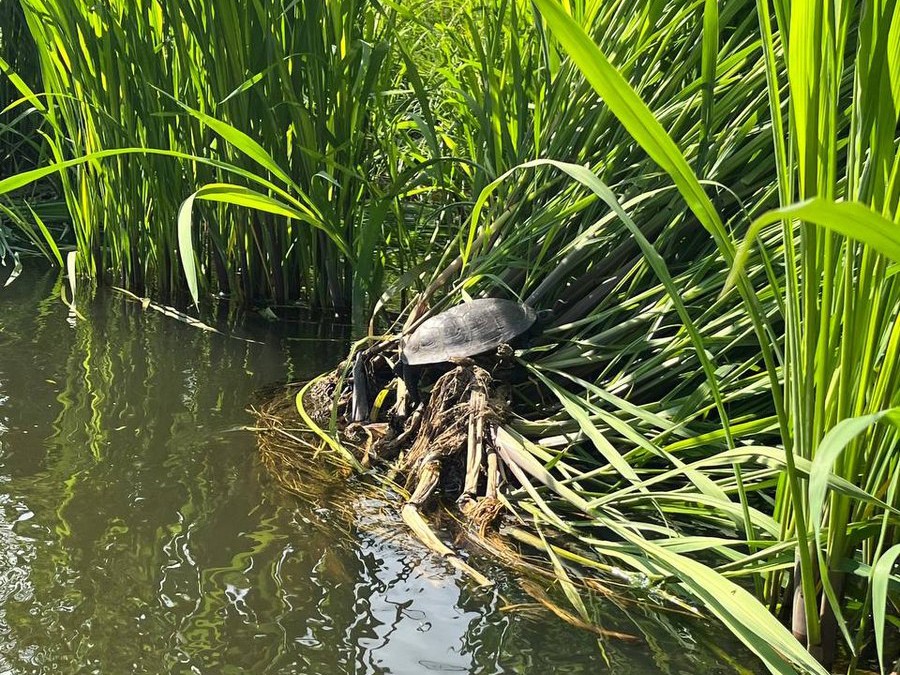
[258,298,543,586]
[253,369,650,642]
[256,345,524,586]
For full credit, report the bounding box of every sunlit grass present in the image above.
[1,0,898,673]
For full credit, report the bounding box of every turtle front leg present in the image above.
[395,362,421,418]
[350,351,370,422]
[402,362,422,406]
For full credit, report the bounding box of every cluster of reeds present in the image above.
[3,0,422,312]
[0,0,58,267]
[0,1,39,174]
[1,0,898,673]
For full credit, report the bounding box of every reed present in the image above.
[496,0,900,670]
[7,0,423,323]
[1,0,897,672]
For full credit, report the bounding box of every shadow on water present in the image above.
[0,268,762,674]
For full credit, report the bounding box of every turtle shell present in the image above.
[401,298,537,366]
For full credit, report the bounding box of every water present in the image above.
[0,269,759,674]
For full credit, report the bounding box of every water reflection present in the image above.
[0,270,757,674]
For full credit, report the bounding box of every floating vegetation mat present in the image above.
[252,362,509,587]
[253,379,773,663]
[250,374,701,648]
[253,382,360,506]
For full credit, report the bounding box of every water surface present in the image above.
[0,269,758,674]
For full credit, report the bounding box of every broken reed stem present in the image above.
[486,449,499,499]
[461,384,487,506]
[401,504,493,586]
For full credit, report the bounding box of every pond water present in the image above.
[0,268,760,674]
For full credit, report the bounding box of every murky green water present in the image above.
[0,269,760,674]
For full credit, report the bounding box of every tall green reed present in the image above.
[0,2,70,273]
[749,0,900,665]
[0,0,41,175]
[518,0,899,670]
[11,0,414,325]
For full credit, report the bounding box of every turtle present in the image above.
[399,298,538,406]
[401,298,537,366]
[349,298,540,422]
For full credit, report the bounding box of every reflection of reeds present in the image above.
[1,279,377,671]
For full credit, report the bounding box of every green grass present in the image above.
[1,0,898,672]
[6,0,424,321]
